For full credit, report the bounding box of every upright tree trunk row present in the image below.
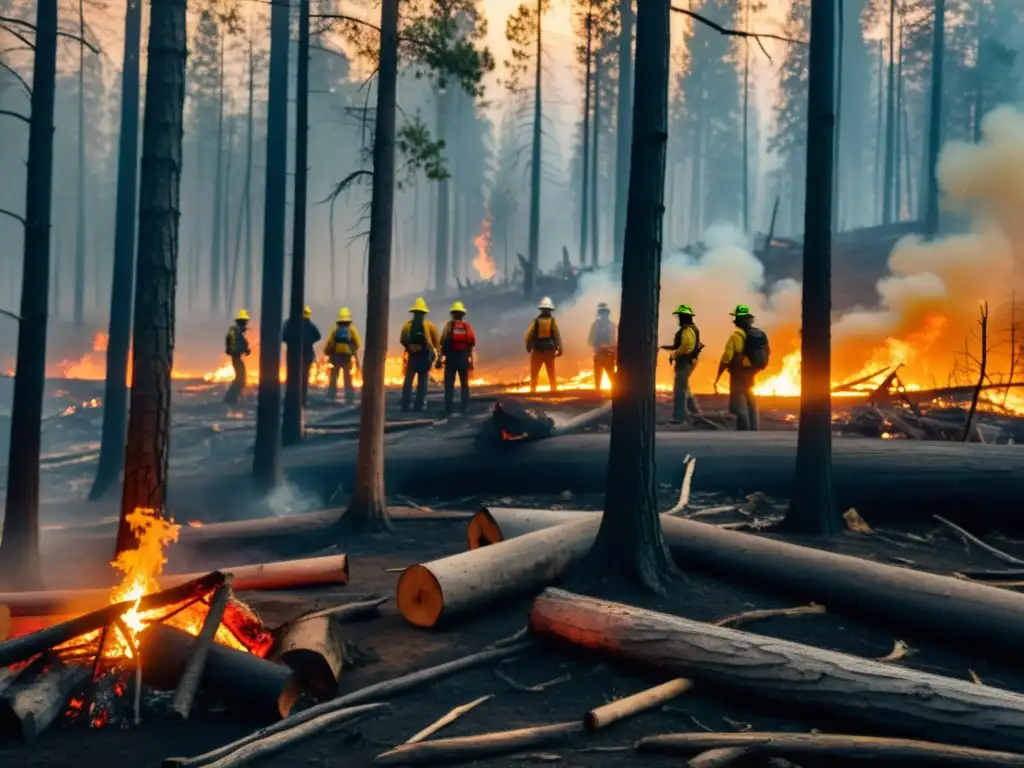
[525,0,543,298]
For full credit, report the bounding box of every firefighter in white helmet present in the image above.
[523,296,563,393]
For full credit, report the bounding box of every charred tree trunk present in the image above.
[0,0,59,589]
[222,115,235,309]
[283,0,310,447]
[573,0,678,593]
[874,39,883,223]
[741,0,750,233]
[209,34,225,316]
[252,0,291,492]
[612,0,633,264]
[578,3,593,266]
[525,0,543,299]
[90,0,143,501]
[73,0,87,329]
[433,85,449,292]
[590,58,601,268]
[115,0,187,555]
[894,20,903,219]
[780,0,839,536]
[337,0,399,534]
[832,0,843,232]
[243,37,255,310]
[881,0,895,225]
[923,0,945,237]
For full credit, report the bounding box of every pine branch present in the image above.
[0,208,25,225]
[0,59,31,95]
[670,5,805,62]
[324,169,374,203]
[0,108,28,123]
[0,308,22,322]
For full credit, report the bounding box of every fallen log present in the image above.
[584,678,692,731]
[269,612,345,700]
[530,588,1024,752]
[551,401,612,437]
[0,658,90,742]
[398,517,599,627]
[163,635,532,768]
[0,604,9,640]
[466,507,592,550]
[194,703,390,768]
[140,624,302,721]
[0,555,347,618]
[374,721,583,766]
[637,732,1024,766]
[171,577,234,720]
[0,572,226,665]
[303,432,1024,529]
[489,400,554,440]
[471,508,1024,660]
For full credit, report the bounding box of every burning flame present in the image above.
[472,215,497,281]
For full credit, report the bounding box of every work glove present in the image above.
[434,358,444,370]
[556,349,564,357]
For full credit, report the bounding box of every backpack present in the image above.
[448,320,471,352]
[225,328,237,356]
[532,318,557,351]
[743,327,771,371]
[334,325,351,345]
[680,324,704,362]
[407,316,427,347]
[592,318,615,348]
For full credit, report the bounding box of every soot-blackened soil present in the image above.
[7,502,1024,768]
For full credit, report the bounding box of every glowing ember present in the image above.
[472,214,497,281]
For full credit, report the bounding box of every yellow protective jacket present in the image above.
[670,326,698,363]
[400,319,440,354]
[720,328,753,371]
[524,316,562,353]
[324,323,361,357]
[226,325,249,356]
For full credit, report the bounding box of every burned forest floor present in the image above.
[7,486,1024,767]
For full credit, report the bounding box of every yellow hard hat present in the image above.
[236,309,250,321]
[303,305,313,319]
[337,307,352,322]
[409,297,429,313]
[450,301,467,314]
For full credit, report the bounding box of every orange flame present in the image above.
[472,215,496,281]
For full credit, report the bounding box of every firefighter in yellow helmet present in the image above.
[399,297,440,411]
[282,305,321,407]
[660,304,703,423]
[324,307,361,403]
[713,304,770,431]
[437,300,477,417]
[587,302,617,392]
[224,309,251,404]
[524,296,562,393]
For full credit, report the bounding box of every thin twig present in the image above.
[962,302,988,442]
[0,208,24,226]
[0,308,21,322]
[0,108,28,123]
[934,514,1024,566]
[0,59,29,95]
[670,5,805,62]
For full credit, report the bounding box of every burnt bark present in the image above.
[337,0,399,534]
[525,0,543,299]
[612,0,633,264]
[252,0,291,492]
[572,0,678,593]
[590,58,601,267]
[0,0,59,589]
[881,0,895,224]
[578,4,593,266]
[115,0,187,555]
[209,33,225,315]
[923,0,945,237]
[90,0,143,502]
[73,0,87,329]
[282,0,310,447]
[433,85,449,292]
[780,0,840,535]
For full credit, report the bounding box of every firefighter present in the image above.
[283,306,322,407]
[224,309,251,405]
[437,300,477,417]
[660,304,703,423]
[399,297,440,411]
[524,296,562,393]
[587,302,617,392]
[324,307,360,404]
[713,304,770,431]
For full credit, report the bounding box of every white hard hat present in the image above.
[537,296,555,310]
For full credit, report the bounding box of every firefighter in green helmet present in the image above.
[713,304,771,431]
[661,304,703,423]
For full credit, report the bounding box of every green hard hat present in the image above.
[672,304,694,316]
[730,304,753,317]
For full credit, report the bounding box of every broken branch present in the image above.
[584,678,692,731]
[933,515,1024,566]
[404,695,492,744]
[637,731,1024,765]
[171,576,233,720]
[713,604,826,628]
[670,5,805,62]
[375,722,583,765]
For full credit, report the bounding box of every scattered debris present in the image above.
[713,604,826,629]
